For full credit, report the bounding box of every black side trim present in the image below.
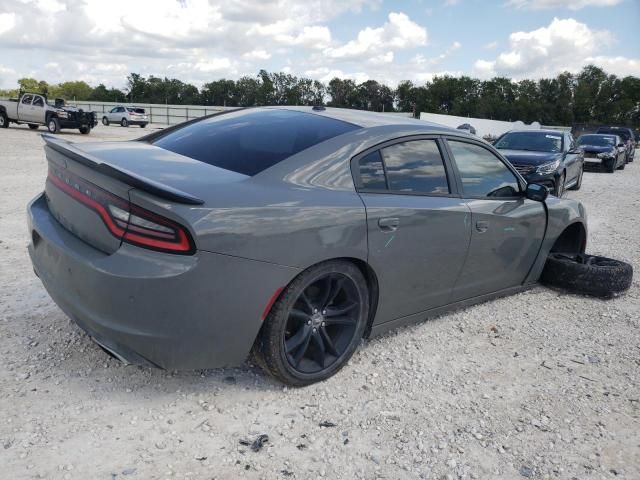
[41,134,204,205]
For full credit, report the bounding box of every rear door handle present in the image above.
[475,220,489,233]
[378,217,399,231]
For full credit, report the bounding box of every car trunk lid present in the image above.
[42,135,247,254]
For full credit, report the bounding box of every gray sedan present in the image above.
[28,107,588,385]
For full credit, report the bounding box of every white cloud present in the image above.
[304,67,370,84]
[507,0,622,10]
[0,12,16,34]
[483,41,498,49]
[585,56,640,77]
[243,49,272,60]
[473,17,622,78]
[323,12,427,61]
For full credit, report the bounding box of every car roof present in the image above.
[264,106,458,132]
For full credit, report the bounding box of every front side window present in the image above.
[110,107,118,113]
[448,140,520,198]
[21,94,33,105]
[380,140,450,194]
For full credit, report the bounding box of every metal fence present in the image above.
[69,101,236,126]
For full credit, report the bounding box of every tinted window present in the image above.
[358,150,387,190]
[21,95,33,105]
[380,140,449,194]
[597,128,630,141]
[32,96,44,107]
[153,109,360,176]
[577,135,616,147]
[494,131,563,153]
[449,140,520,198]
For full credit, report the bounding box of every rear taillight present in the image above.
[47,166,195,254]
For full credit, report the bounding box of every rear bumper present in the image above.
[127,120,148,126]
[27,193,299,369]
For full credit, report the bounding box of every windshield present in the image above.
[598,128,629,141]
[577,135,615,147]
[494,131,563,153]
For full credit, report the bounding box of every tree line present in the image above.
[1,66,638,128]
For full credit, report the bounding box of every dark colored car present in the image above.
[576,134,626,172]
[596,126,636,163]
[27,107,588,385]
[494,129,584,197]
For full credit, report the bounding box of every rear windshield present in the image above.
[152,109,360,176]
[597,128,630,141]
[128,108,145,113]
[577,135,616,147]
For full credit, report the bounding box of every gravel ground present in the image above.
[0,124,638,480]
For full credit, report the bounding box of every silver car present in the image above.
[28,107,588,385]
[102,105,149,128]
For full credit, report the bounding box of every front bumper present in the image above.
[27,193,299,369]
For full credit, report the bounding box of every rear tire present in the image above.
[0,112,8,128]
[102,117,109,126]
[541,253,633,298]
[140,124,146,128]
[47,117,60,134]
[121,118,129,127]
[28,124,39,130]
[253,260,369,386]
[79,126,90,134]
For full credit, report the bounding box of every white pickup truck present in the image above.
[0,92,97,134]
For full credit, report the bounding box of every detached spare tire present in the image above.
[541,253,633,298]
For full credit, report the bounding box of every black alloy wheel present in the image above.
[284,272,360,374]
[253,260,369,386]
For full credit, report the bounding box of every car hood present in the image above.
[579,145,614,154]
[498,149,562,166]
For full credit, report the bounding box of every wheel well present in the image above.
[340,257,379,338]
[550,222,587,255]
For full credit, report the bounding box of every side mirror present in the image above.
[526,183,549,202]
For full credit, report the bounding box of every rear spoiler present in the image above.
[41,134,204,205]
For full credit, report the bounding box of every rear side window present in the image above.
[381,140,450,194]
[448,140,520,198]
[153,109,360,176]
[358,151,387,190]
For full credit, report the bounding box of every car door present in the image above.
[353,137,472,324]
[444,138,546,301]
[30,95,46,123]
[18,94,34,122]
[108,107,121,122]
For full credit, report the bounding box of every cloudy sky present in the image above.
[0,0,638,90]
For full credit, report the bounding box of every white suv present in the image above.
[102,106,149,128]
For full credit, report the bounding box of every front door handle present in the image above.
[476,220,489,233]
[378,217,399,232]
